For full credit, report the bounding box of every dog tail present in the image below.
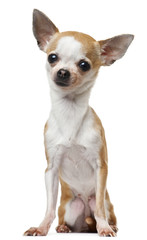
[85,217,97,233]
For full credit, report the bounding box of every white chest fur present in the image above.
[45,89,102,197]
[60,144,96,197]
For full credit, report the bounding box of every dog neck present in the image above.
[49,86,92,140]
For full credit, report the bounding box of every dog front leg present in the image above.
[94,162,116,237]
[24,166,59,236]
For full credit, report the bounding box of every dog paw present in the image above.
[24,227,47,236]
[95,217,116,237]
[98,227,116,237]
[56,225,72,233]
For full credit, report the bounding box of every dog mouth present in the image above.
[55,79,70,87]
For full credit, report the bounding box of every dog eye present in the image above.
[78,60,90,72]
[48,54,58,64]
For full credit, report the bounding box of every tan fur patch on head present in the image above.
[46,31,101,69]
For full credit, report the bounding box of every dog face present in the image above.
[45,32,101,92]
[33,9,134,93]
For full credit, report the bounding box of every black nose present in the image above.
[57,69,70,81]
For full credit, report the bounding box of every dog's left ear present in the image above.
[33,9,59,51]
[99,34,134,66]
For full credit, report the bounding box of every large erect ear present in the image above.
[33,9,59,51]
[99,34,134,66]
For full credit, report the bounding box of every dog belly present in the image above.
[60,144,96,198]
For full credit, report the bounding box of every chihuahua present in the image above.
[24,9,134,237]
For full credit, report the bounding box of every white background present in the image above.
[0,0,147,239]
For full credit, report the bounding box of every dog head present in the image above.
[33,9,134,93]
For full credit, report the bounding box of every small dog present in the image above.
[24,9,134,237]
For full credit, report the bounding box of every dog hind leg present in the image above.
[57,197,85,233]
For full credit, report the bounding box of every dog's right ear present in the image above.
[33,9,59,52]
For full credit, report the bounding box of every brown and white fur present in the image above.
[24,9,134,237]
